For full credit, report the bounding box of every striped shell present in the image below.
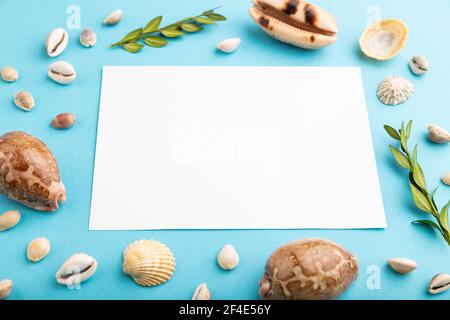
[249,0,338,49]
[122,240,176,287]
[377,76,414,106]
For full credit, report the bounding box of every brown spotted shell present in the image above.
[259,238,358,300]
[249,0,338,49]
[0,132,66,211]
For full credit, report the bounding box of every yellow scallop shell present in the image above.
[122,240,176,287]
[359,19,408,61]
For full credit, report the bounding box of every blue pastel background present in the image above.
[0,0,449,300]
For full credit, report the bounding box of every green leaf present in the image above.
[122,42,144,53]
[431,186,440,212]
[180,23,203,32]
[144,36,168,47]
[161,28,184,38]
[143,16,162,33]
[413,220,444,235]
[406,120,413,139]
[384,125,401,141]
[409,180,433,213]
[412,163,427,190]
[389,145,410,170]
[400,122,408,153]
[121,28,143,42]
[207,13,227,21]
[440,202,450,232]
[412,145,418,167]
[194,17,216,24]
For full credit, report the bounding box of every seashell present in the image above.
[55,253,97,286]
[428,124,450,144]
[388,258,417,275]
[249,0,338,49]
[442,173,450,186]
[409,56,429,76]
[259,238,358,300]
[104,9,123,26]
[428,273,450,295]
[1,67,19,82]
[51,113,76,129]
[48,61,76,85]
[80,28,97,48]
[377,76,414,106]
[217,244,239,270]
[217,38,241,53]
[359,20,408,61]
[192,283,211,300]
[45,28,69,57]
[0,210,21,231]
[123,239,176,287]
[0,279,13,299]
[0,132,66,211]
[14,91,35,111]
[27,237,51,262]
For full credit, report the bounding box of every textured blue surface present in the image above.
[0,0,450,300]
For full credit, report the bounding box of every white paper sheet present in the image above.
[90,66,386,230]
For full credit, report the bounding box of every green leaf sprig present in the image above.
[385,121,450,246]
[111,8,227,53]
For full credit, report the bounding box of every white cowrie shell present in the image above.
[388,258,417,274]
[1,67,19,82]
[104,9,123,25]
[48,61,77,85]
[409,56,429,76]
[0,280,13,299]
[217,38,241,53]
[428,273,450,294]
[80,28,97,47]
[0,210,21,231]
[14,91,35,111]
[428,124,450,144]
[27,237,51,262]
[55,253,98,286]
[45,28,69,57]
[192,283,211,300]
[217,244,239,270]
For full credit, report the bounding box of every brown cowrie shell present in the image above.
[0,280,13,299]
[0,210,21,231]
[249,0,338,49]
[1,67,19,82]
[27,237,51,262]
[80,28,97,47]
[428,124,450,144]
[388,258,417,275]
[104,9,123,25]
[51,113,76,129]
[442,173,450,186]
[14,91,35,111]
[192,283,211,300]
[45,28,69,57]
[48,61,76,85]
[428,273,450,295]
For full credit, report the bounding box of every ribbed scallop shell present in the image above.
[123,240,176,287]
[377,76,414,106]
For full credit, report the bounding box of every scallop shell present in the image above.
[377,76,414,106]
[122,240,176,287]
[359,20,408,61]
[249,0,338,49]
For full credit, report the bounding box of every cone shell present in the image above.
[359,20,408,61]
[123,240,176,287]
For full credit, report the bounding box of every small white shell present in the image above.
[442,173,450,186]
[0,210,21,231]
[428,124,450,144]
[45,28,69,57]
[80,28,97,47]
[14,91,35,111]
[388,258,417,275]
[27,237,51,262]
[409,56,429,75]
[192,283,211,300]
[104,9,123,25]
[1,67,19,82]
[377,76,414,106]
[428,273,450,295]
[0,280,13,299]
[217,38,241,53]
[123,239,176,287]
[217,244,239,270]
[48,61,77,85]
[55,253,97,286]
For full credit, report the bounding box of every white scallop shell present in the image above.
[122,239,176,287]
[359,20,408,61]
[377,76,414,106]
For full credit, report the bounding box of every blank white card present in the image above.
[90,66,386,230]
